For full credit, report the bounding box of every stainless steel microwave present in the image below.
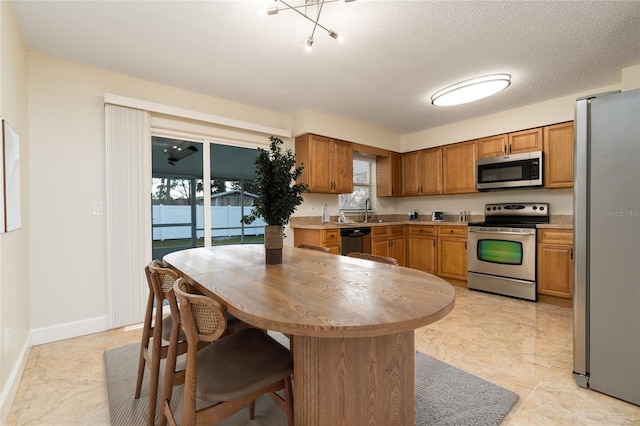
[476,150,543,190]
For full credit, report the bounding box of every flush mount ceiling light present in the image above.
[431,74,511,107]
[260,0,355,51]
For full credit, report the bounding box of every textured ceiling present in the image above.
[11,0,640,134]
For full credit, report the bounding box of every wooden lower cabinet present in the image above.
[371,225,406,266]
[407,225,437,274]
[294,228,341,254]
[437,226,468,281]
[537,229,573,303]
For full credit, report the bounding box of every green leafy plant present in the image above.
[241,136,309,227]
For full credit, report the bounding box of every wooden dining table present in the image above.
[163,244,455,426]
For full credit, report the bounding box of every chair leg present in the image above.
[249,401,256,420]
[146,309,164,426]
[158,316,183,426]
[135,291,155,399]
[284,376,294,426]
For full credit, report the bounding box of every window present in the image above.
[339,152,376,211]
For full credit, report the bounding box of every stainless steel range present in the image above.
[467,202,549,301]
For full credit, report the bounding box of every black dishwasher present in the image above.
[340,228,371,256]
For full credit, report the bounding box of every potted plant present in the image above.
[241,136,309,264]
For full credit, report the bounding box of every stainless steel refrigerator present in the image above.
[573,89,640,406]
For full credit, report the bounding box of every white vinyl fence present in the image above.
[152,205,266,240]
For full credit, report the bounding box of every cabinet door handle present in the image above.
[570,248,573,260]
[509,144,512,153]
[465,241,467,250]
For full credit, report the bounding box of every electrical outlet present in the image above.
[4,328,9,354]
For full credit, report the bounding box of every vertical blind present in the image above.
[105,104,151,328]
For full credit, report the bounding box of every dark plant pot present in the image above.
[264,225,284,265]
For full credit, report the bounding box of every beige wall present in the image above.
[0,1,30,420]
[292,109,400,150]
[27,53,294,337]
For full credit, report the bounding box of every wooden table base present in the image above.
[292,331,414,425]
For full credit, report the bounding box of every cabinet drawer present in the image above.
[408,225,436,236]
[438,226,467,237]
[538,228,573,244]
[388,225,405,236]
[372,226,389,238]
[322,229,340,243]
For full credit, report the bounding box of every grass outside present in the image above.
[152,235,264,249]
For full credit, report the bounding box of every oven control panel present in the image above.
[484,203,549,217]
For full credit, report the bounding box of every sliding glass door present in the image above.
[151,136,263,259]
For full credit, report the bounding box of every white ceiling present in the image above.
[11,0,640,134]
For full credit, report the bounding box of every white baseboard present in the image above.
[31,315,110,346]
[1,316,113,423]
[0,331,32,424]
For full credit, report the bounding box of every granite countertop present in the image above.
[291,216,573,230]
[290,220,469,230]
[537,223,573,229]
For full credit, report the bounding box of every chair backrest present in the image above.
[172,278,227,344]
[297,244,330,253]
[346,252,398,265]
[148,260,180,299]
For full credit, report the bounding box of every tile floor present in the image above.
[6,286,640,425]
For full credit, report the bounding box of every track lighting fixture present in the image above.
[261,0,354,51]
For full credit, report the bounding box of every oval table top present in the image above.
[164,245,456,338]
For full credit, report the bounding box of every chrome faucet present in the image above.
[364,198,371,223]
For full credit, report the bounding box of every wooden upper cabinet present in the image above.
[332,139,353,193]
[402,151,421,196]
[295,134,353,194]
[422,148,443,195]
[376,152,403,197]
[478,134,509,158]
[478,128,543,158]
[544,121,574,188]
[442,140,477,194]
[508,128,543,154]
[402,147,442,196]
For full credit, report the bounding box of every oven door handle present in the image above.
[468,229,534,236]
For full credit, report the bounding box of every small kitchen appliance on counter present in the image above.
[467,202,549,301]
[431,211,444,221]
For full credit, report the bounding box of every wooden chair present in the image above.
[347,252,399,265]
[136,260,247,425]
[297,244,330,253]
[158,278,294,426]
[135,260,189,426]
